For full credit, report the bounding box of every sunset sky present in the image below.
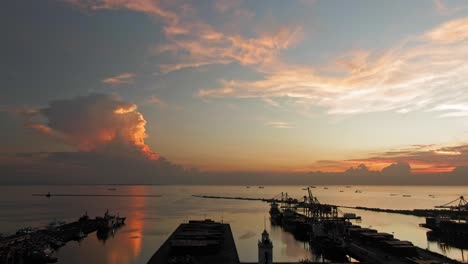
[2,0,468,183]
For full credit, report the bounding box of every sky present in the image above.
[2,0,468,184]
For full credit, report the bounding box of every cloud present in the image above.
[198,17,468,116]
[63,2,468,118]
[65,0,179,23]
[426,17,468,44]
[65,0,301,74]
[0,151,192,184]
[434,0,468,15]
[309,144,468,175]
[146,95,168,108]
[265,121,294,129]
[101,72,135,85]
[28,94,158,160]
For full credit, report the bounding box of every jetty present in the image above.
[33,192,163,198]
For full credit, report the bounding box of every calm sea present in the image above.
[0,185,467,263]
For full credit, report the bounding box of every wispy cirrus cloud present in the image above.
[101,72,136,85]
[65,1,468,119]
[146,95,168,108]
[434,0,468,15]
[199,17,468,116]
[265,121,294,129]
[65,0,302,74]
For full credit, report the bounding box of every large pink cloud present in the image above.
[30,94,158,160]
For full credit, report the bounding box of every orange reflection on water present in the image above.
[107,186,146,264]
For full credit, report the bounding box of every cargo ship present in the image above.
[420,196,468,238]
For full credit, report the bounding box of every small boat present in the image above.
[390,193,398,196]
[355,190,362,193]
[309,186,317,188]
[108,188,116,191]
[339,190,344,192]
[302,188,308,191]
[246,186,250,188]
[258,186,264,189]
[324,187,328,189]
[46,192,51,198]
[346,186,351,188]
[403,195,412,197]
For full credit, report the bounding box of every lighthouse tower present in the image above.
[258,229,273,264]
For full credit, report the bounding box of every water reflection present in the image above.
[427,231,468,262]
[1,185,468,263]
[107,186,146,264]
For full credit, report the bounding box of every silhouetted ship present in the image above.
[147,219,240,264]
[421,196,468,239]
[0,211,126,263]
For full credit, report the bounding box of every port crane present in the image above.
[435,195,468,222]
[435,196,468,211]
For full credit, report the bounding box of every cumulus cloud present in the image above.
[101,72,135,85]
[307,144,468,175]
[29,94,158,160]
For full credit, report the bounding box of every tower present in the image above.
[258,229,273,264]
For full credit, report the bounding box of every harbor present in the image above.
[1,185,468,263]
[194,187,465,263]
[0,211,125,264]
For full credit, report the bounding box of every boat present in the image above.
[339,190,344,192]
[324,187,328,189]
[301,188,308,191]
[46,192,51,198]
[309,186,317,188]
[97,210,126,230]
[403,195,412,197]
[355,190,362,193]
[108,188,116,191]
[390,193,398,196]
[346,186,351,188]
[420,196,468,238]
[269,202,282,223]
[246,186,250,188]
[258,186,264,189]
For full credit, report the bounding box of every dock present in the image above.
[0,211,125,264]
[194,188,462,264]
[147,219,240,264]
